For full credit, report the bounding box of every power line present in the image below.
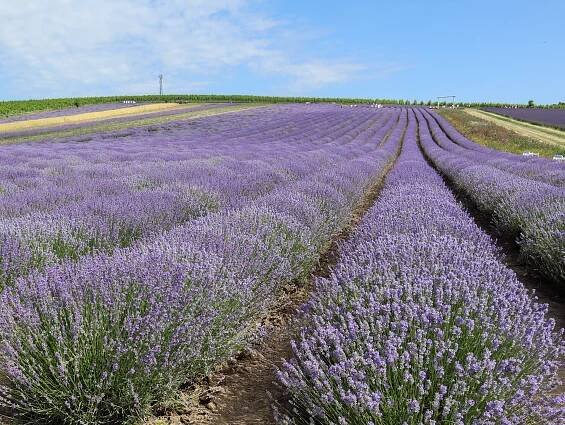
[437,95,455,106]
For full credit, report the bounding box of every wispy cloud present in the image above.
[255,55,367,91]
[0,0,381,97]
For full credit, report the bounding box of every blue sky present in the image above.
[0,0,563,103]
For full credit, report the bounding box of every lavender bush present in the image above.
[417,108,565,285]
[428,109,565,187]
[0,105,404,423]
[277,110,564,424]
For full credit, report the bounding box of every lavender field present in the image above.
[0,104,563,424]
[483,107,565,129]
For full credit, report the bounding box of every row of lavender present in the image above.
[418,108,565,285]
[426,110,564,187]
[277,110,564,424]
[0,107,405,423]
[0,106,399,289]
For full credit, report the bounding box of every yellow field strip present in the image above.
[465,108,565,148]
[0,103,202,133]
[477,109,565,137]
[0,104,265,145]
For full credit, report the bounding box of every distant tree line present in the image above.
[1,94,564,117]
[0,94,402,117]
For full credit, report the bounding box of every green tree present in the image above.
[527,99,535,108]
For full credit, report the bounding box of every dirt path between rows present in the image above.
[465,108,565,148]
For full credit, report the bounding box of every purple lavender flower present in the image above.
[277,110,564,424]
[0,104,404,423]
[417,108,565,284]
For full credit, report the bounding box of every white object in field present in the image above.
[553,154,565,161]
[522,152,539,157]
[122,100,137,104]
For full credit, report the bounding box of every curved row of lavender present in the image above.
[483,107,565,130]
[426,110,565,187]
[0,106,405,423]
[0,106,401,289]
[277,110,564,424]
[417,108,565,285]
[423,106,565,189]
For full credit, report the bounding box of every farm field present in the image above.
[0,104,563,425]
[277,108,565,425]
[0,103,258,145]
[464,108,565,150]
[483,107,565,130]
[437,108,564,158]
[0,102,141,123]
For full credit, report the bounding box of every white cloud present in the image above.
[0,0,368,96]
[257,56,367,90]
